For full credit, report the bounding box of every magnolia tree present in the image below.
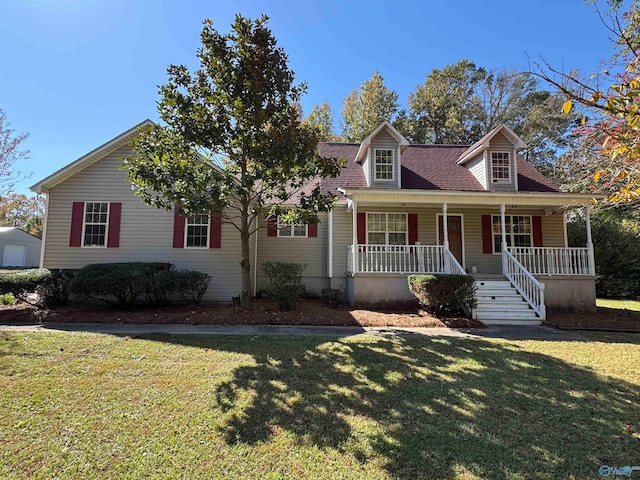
[124,15,342,305]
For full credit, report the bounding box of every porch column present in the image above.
[585,205,595,275]
[352,200,359,273]
[442,203,449,248]
[500,204,507,272]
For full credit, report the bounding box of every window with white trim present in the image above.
[277,217,308,237]
[367,213,407,245]
[374,149,394,181]
[490,151,511,183]
[83,202,109,247]
[492,215,532,253]
[186,214,209,247]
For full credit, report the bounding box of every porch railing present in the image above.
[509,247,593,276]
[503,249,546,320]
[348,244,459,274]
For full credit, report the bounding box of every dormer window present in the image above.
[490,151,511,183]
[374,149,394,181]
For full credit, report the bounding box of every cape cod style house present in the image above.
[31,120,598,325]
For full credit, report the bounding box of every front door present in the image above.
[438,216,463,266]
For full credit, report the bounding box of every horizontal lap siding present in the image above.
[332,208,353,277]
[256,212,328,295]
[467,154,486,189]
[43,146,243,301]
[369,130,399,189]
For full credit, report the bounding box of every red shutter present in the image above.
[408,213,418,245]
[69,202,84,247]
[173,212,186,248]
[357,212,366,244]
[267,215,277,236]
[210,213,222,248]
[532,216,543,247]
[481,215,493,254]
[308,215,318,237]
[106,202,121,248]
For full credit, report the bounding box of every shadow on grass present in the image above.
[128,333,639,478]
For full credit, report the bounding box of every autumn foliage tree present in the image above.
[0,109,29,195]
[124,15,342,305]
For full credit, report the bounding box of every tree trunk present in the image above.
[240,207,252,307]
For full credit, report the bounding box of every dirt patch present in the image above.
[0,299,483,329]
[547,307,640,332]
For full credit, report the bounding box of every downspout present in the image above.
[500,204,507,273]
[328,209,333,279]
[253,218,258,297]
[39,192,50,268]
[352,200,358,273]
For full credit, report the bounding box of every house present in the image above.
[31,120,599,325]
[0,227,41,268]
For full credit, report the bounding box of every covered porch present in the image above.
[339,188,598,316]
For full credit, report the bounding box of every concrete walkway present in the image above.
[0,323,585,340]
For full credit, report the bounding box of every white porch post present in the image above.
[585,205,595,275]
[442,203,449,249]
[500,204,507,273]
[328,209,333,278]
[352,200,359,273]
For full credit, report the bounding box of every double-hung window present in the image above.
[374,149,394,181]
[277,217,308,237]
[367,213,407,245]
[83,202,109,247]
[186,214,209,247]
[490,151,511,183]
[492,215,532,253]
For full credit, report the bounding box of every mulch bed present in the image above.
[546,307,640,332]
[0,299,484,329]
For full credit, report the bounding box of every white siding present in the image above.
[43,145,244,302]
[487,132,517,191]
[0,229,41,267]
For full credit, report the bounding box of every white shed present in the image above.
[0,227,41,267]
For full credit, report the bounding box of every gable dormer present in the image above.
[355,121,409,189]
[457,124,527,191]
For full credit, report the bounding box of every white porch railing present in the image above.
[503,249,546,320]
[509,247,593,276]
[348,244,463,274]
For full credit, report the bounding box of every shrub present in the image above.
[0,269,51,305]
[321,288,344,307]
[155,270,211,305]
[408,274,476,315]
[70,263,172,306]
[0,293,17,305]
[261,261,306,310]
[38,269,77,306]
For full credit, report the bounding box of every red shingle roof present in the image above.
[318,143,559,195]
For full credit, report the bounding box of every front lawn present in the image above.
[597,298,640,313]
[1,332,638,479]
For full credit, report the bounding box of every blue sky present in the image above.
[0,0,621,195]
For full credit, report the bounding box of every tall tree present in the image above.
[303,101,338,141]
[405,59,486,144]
[124,15,342,305]
[0,109,29,194]
[532,0,640,204]
[341,71,399,142]
[0,193,45,238]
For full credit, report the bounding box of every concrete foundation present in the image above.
[536,275,597,312]
[348,274,417,308]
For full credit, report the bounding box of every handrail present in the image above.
[444,247,466,275]
[347,244,447,274]
[503,249,546,320]
[510,247,592,276]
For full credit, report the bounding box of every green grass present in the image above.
[597,298,640,313]
[1,332,639,479]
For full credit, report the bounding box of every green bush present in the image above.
[37,269,78,306]
[0,269,51,305]
[408,274,476,315]
[70,263,173,306]
[155,270,211,305]
[0,293,17,305]
[321,288,344,307]
[261,261,306,310]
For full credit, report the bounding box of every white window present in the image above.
[186,214,209,248]
[277,217,308,237]
[83,202,109,247]
[367,213,407,245]
[490,151,511,183]
[492,215,532,253]
[374,149,394,181]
